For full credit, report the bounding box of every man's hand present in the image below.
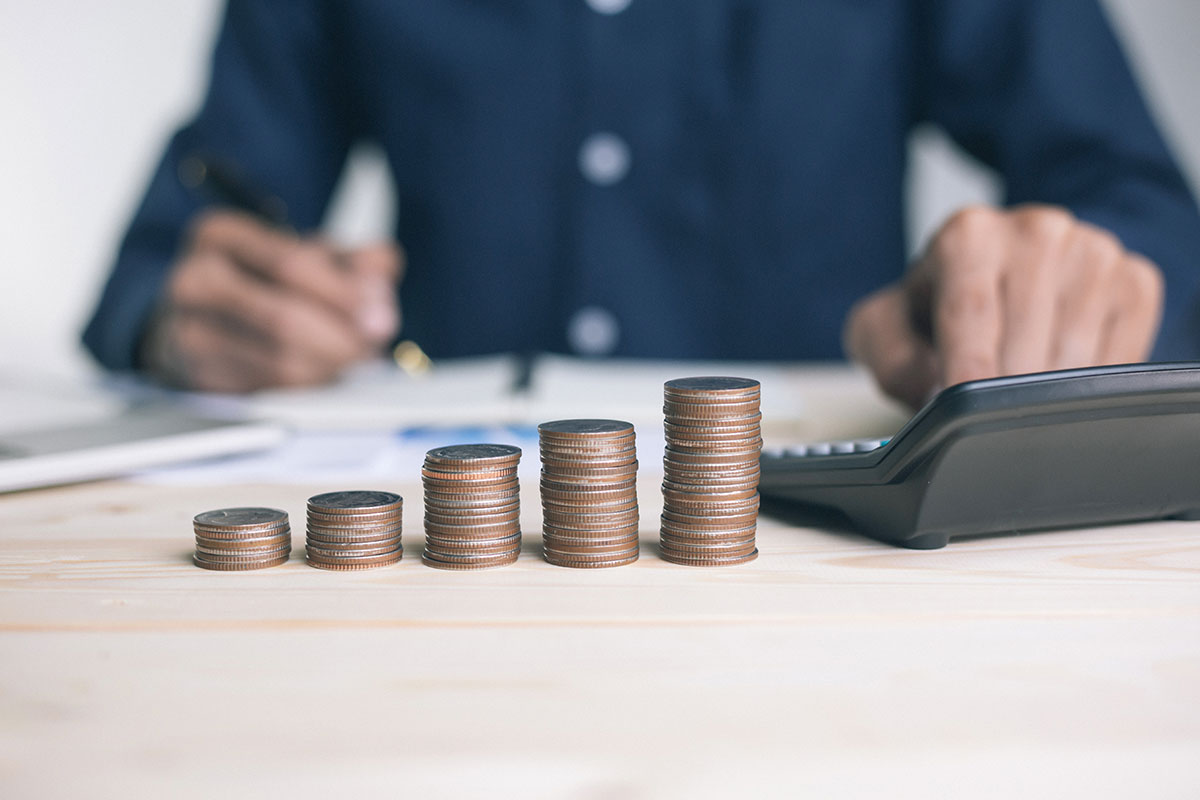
[844,205,1165,409]
[141,211,402,392]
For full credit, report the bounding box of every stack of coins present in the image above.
[305,491,404,570]
[422,444,522,570]
[539,419,640,569]
[193,507,291,570]
[660,377,761,566]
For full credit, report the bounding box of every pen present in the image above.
[178,153,291,229]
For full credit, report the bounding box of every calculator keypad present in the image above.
[764,439,886,459]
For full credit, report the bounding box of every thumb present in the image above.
[844,285,940,410]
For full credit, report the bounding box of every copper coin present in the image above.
[304,527,403,546]
[662,484,759,501]
[194,544,292,560]
[193,553,290,571]
[544,552,639,569]
[425,532,522,550]
[661,512,759,530]
[543,537,641,556]
[423,518,521,535]
[194,531,292,550]
[423,499,520,516]
[540,441,637,455]
[305,551,404,570]
[665,412,762,429]
[421,465,518,481]
[543,524,640,540]
[659,549,759,567]
[663,448,761,465]
[660,536,758,554]
[664,405,761,421]
[540,476,637,491]
[423,488,520,504]
[421,552,520,570]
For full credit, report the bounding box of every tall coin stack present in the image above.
[422,444,522,570]
[305,491,404,570]
[660,377,761,566]
[539,419,640,569]
[193,507,291,570]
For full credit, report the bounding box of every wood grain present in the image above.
[1,368,1197,799]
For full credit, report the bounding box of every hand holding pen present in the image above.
[140,157,403,392]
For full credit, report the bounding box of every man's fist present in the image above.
[141,211,403,392]
[845,205,1164,409]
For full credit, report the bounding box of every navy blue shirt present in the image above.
[84,0,1200,369]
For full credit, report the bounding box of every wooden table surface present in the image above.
[1,368,1198,799]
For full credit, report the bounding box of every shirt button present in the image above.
[586,0,632,14]
[579,133,631,186]
[567,306,620,355]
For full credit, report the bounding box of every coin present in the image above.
[424,444,522,466]
[660,377,761,567]
[422,444,523,570]
[194,507,289,529]
[304,491,403,570]
[192,507,292,571]
[307,490,402,513]
[538,419,640,569]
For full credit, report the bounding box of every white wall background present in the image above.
[1,0,1197,379]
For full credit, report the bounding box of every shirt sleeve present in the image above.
[82,0,356,371]
[913,0,1200,360]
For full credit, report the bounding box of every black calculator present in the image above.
[759,362,1200,549]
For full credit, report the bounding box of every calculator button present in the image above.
[807,442,832,456]
[832,441,856,454]
[853,439,884,452]
[785,445,808,457]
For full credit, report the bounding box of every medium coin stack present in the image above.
[422,444,522,570]
[193,507,291,570]
[539,419,640,569]
[305,490,404,570]
[660,377,762,566]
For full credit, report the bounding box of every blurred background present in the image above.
[2,0,1197,379]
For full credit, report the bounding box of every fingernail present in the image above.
[359,303,398,340]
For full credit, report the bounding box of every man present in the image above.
[83,0,1200,408]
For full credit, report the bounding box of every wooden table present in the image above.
[2,368,1198,798]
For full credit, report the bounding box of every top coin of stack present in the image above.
[305,490,404,570]
[422,444,523,570]
[193,507,292,571]
[660,377,761,566]
[539,419,640,569]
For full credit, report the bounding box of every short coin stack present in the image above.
[422,444,522,570]
[193,507,292,570]
[660,377,762,566]
[305,491,404,570]
[539,419,640,568]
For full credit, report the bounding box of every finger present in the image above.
[172,252,371,374]
[998,207,1073,375]
[922,207,1006,387]
[845,287,940,409]
[191,211,365,323]
[1048,225,1124,370]
[341,242,403,342]
[1099,254,1165,365]
[168,313,297,392]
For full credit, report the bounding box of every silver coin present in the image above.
[193,507,289,528]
